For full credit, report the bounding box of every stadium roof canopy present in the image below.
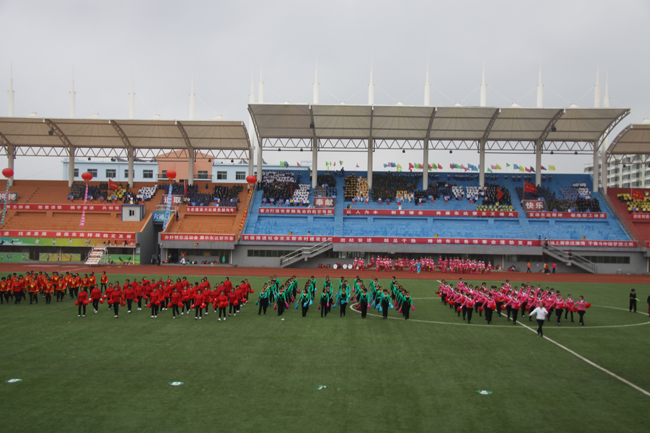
[249,104,629,154]
[606,123,650,163]
[0,117,252,159]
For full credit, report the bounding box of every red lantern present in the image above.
[2,168,14,178]
[81,172,93,182]
[246,175,257,184]
[166,170,176,181]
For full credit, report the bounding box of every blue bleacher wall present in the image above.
[243,171,630,241]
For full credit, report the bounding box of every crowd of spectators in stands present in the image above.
[617,193,650,213]
[261,171,303,205]
[372,173,418,202]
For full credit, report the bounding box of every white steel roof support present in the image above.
[68,147,75,187]
[535,140,542,186]
[7,144,14,186]
[592,144,599,193]
[127,147,134,188]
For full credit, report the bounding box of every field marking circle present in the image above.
[348,302,650,329]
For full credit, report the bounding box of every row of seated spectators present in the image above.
[69,182,102,200]
[413,183,453,202]
[481,184,513,211]
[617,193,650,213]
[261,171,303,205]
[561,184,591,200]
[372,173,418,202]
[344,175,357,201]
[515,184,600,212]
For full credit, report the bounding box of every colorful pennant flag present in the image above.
[488,168,493,173]
[524,167,531,172]
[339,160,343,165]
[496,164,502,170]
[409,163,414,172]
[506,163,511,167]
[529,166,535,172]
[541,166,546,170]
[490,165,497,170]
[513,164,519,170]
[549,165,556,171]
[438,163,442,169]
[519,166,525,172]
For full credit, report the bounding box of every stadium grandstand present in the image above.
[2,108,650,274]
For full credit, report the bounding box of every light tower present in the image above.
[536,63,543,108]
[368,62,374,105]
[189,76,195,120]
[603,73,610,108]
[8,64,14,117]
[69,67,76,119]
[129,71,135,119]
[313,62,319,104]
[594,64,601,108]
[480,62,487,107]
[258,65,264,103]
[424,62,430,106]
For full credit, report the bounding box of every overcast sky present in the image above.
[1,0,649,179]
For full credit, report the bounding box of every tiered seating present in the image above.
[137,186,157,200]
[242,172,631,243]
[291,184,310,204]
[69,182,101,199]
[316,173,336,197]
[451,185,465,199]
[343,175,357,201]
[608,188,650,242]
[164,184,249,235]
[0,180,163,233]
[261,171,301,205]
[617,192,650,213]
[372,173,418,202]
[478,184,514,211]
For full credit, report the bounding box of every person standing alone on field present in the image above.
[629,289,637,313]
[526,262,531,273]
[529,301,548,337]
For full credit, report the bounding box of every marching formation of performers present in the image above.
[1,272,610,330]
[436,279,591,330]
[256,275,414,320]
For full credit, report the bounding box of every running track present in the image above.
[1,263,648,284]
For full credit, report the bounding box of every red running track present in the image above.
[0,263,648,284]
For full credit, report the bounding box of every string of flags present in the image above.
[399,162,557,172]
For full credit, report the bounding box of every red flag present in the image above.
[438,164,442,169]
[497,189,504,201]
[108,179,120,191]
[524,167,531,173]
[524,182,537,194]
[631,189,644,201]
[408,163,414,172]
[184,181,187,196]
[449,164,454,169]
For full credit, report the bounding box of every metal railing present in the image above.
[280,241,333,267]
[543,244,596,273]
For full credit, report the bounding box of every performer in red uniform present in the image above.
[90,285,102,313]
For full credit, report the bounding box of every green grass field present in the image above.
[1,272,649,433]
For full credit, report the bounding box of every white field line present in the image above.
[515,319,650,397]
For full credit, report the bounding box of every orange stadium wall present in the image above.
[157,151,213,182]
